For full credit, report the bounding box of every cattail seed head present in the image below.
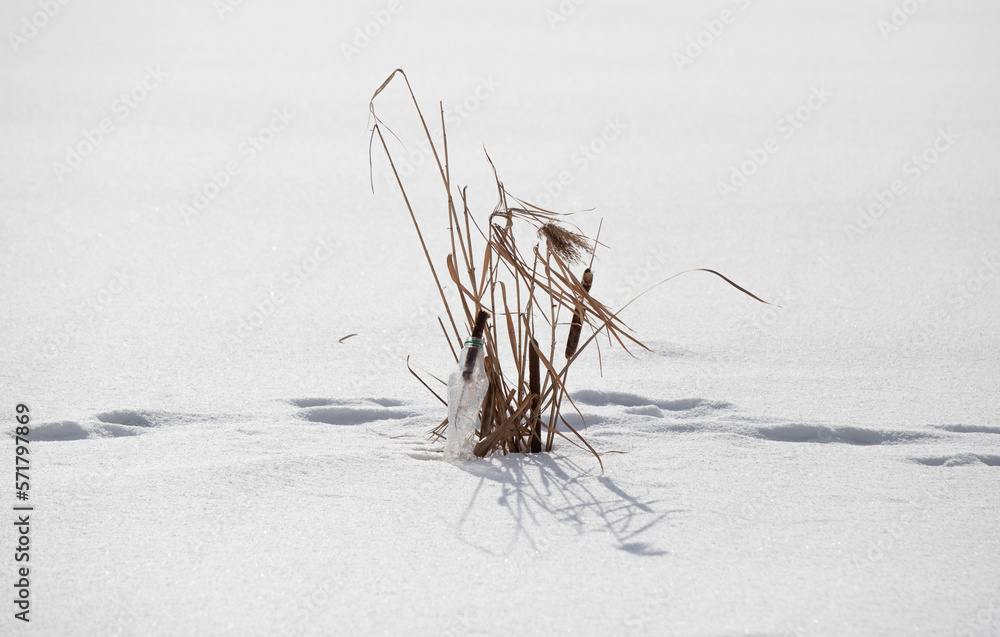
[538,223,591,266]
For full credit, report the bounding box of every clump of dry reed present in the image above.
[367,69,772,466]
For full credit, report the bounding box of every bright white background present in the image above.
[2,1,998,635]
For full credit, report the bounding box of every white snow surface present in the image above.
[2,0,1000,635]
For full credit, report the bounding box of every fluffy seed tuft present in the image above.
[538,223,591,265]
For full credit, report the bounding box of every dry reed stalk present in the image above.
[528,337,541,453]
[366,69,776,467]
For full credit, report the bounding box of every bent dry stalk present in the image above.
[529,337,541,453]
[366,68,776,466]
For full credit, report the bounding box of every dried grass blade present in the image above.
[407,356,446,406]
[621,268,776,313]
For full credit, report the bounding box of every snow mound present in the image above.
[625,405,665,418]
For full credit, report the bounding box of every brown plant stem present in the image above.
[528,337,541,453]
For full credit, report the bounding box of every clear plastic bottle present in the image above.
[443,314,489,462]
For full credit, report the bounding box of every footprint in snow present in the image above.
[572,389,730,413]
[24,409,177,442]
[24,421,95,442]
[289,397,407,409]
[932,424,1000,435]
[570,389,954,451]
[289,397,416,426]
[912,454,1000,467]
[905,426,1000,466]
[754,424,936,446]
[96,410,154,428]
[562,389,731,433]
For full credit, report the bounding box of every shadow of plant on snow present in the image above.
[452,453,681,557]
